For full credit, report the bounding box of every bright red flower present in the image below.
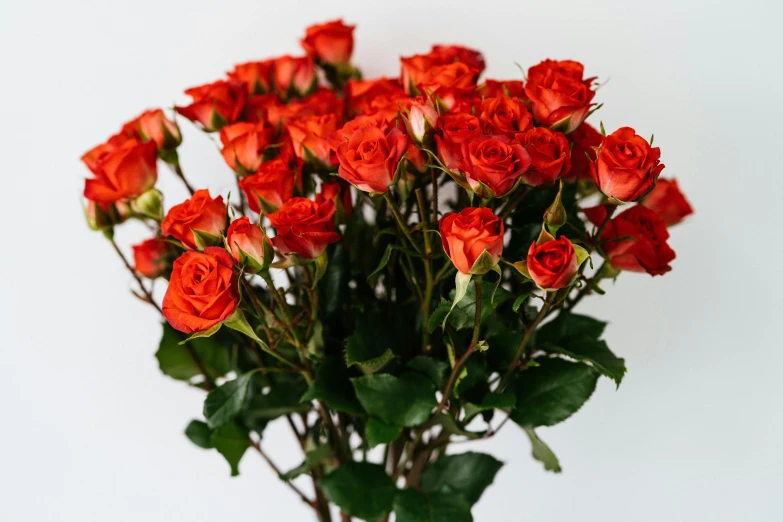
[524,59,596,133]
[301,19,355,66]
[272,55,317,98]
[590,127,664,202]
[238,158,296,213]
[132,238,173,279]
[479,96,533,137]
[219,122,274,173]
[161,190,226,250]
[176,80,247,131]
[82,138,158,204]
[287,113,341,167]
[563,122,602,181]
[228,60,274,95]
[439,207,504,275]
[641,178,694,226]
[226,217,270,270]
[267,197,341,259]
[516,127,571,186]
[527,236,578,290]
[335,126,408,194]
[459,134,531,197]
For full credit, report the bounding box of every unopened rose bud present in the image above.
[132,188,164,221]
[138,109,182,150]
[226,217,273,272]
[403,98,439,145]
[543,182,567,234]
[84,199,131,231]
[132,238,174,279]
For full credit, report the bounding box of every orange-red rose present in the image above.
[176,80,247,131]
[641,178,694,226]
[479,96,532,137]
[317,179,353,220]
[238,158,296,213]
[122,109,182,150]
[219,122,274,174]
[162,247,239,334]
[161,190,227,250]
[267,197,341,259]
[301,19,355,66]
[228,60,274,95]
[132,238,173,279]
[478,79,526,99]
[564,122,602,181]
[272,55,317,98]
[439,207,504,275]
[82,138,158,204]
[416,62,480,99]
[524,59,595,133]
[226,217,270,270]
[516,127,571,186]
[435,113,482,171]
[287,113,341,167]
[459,134,531,197]
[334,126,408,194]
[590,127,664,202]
[401,45,484,95]
[527,236,578,290]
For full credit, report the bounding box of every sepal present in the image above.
[131,188,164,221]
[442,271,472,330]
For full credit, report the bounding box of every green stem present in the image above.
[471,277,483,347]
[383,191,422,256]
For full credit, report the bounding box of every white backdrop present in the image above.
[1,0,781,520]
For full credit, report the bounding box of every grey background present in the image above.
[1,0,781,520]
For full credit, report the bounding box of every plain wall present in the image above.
[1,0,781,520]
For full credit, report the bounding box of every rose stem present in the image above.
[383,191,422,256]
[415,188,434,352]
[169,161,195,195]
[247,439,316,508]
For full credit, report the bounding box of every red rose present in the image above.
[524,59,596,133]
[590,127,664,202]
[132,238,173,279]
[175,80,247,131]
[516,127,571,186]
[401,97,439,144]
[267,89,344,128]
[584,204,676,276]
[435,113,482,171]
[226,217,271,270]
[327,113,389,150]
[300,19,355,66]
[268,197,341,259]
[641,178,694,226]
[401,45,485,95]
[346,78,406,117]
[317,179,353,220]
[460,134,531,198]
[228,60,274,95]
[563,122,602,181]
[417,62,480,99]
[335,126,408,194]
[527,236,578,290]
[405,143,427,174]
[479,96,533,137]
[122,109,182,150]
[272,55,317,98]
[162,247,239,334]
[161,190,227,250]
[219,122,274,174]
[287,113,341,167]
[439,207,504,275]
[245,94,280,123]
[82,138,158,204]
[238,158,295,213]
[478,79,526,99]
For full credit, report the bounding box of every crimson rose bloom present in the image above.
[439,207,504,275]
[268,198,341,259]
[585,204,676,276]
[82,138,158,204]
[479,96,533,137]
[435,113,482,171]
[238,158,296,212]
[272,55,317,98]
[401,45,484,94]
[300,19,355,66]
[162,247,239,334]
[417,62,480,98]
[219,122,274,173]
[335,126,408,194]
[287,113,341,167]
[228,60,274,95]
[590,127,664,202]
[527,236,578,290]
[641,178,694,226]
[524,59,595,133]
[346,78,407,120]
[516,127,571,186]
[317,179,353,220]
[226,217,270,269]
[161,190,227,250]
[132,238,173,279]
[460,134,531,197]
[176,80,247,131]
[564,122,602,181]
[478,79,526,99]
[121,109,182,150]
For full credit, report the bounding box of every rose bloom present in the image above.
[317,179,353,219]
[401,45,485,94]
[590,127,664,202]
[162,247,239,334]
[287,113,341,167]
[226,217,269,269]
[238,158,295,212]
[161,189,227,250]
[527,236,578,290]
[479,96,533,137]
[459,134,531,197]
[219,122,274,173]
[327,113,389,150]
[267,197,341,259]
[345,78,408,122]
[401,97,439,144]
[439,207,504,275]
[175,80,247,131]
[516,127,571,186]
[300,19,355,66]
[416,62,480,99]
[641,178,694,226]
[585,204,676,276]
[228,60,274,95]
[435,113,482,171]
[244,93,280,123]
[267,89,344,128]
[272,55,317,98]
[121,109,182,150]
[82,138,158,204]
[132,238,173,279]
[335,126,408,194]
[478,79,526,99]
[524,59,596,133]
[563,122,602,181]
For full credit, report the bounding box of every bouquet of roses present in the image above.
[81,19,693,521]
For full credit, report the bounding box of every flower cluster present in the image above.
[82,20,692,522]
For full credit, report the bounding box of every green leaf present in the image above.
[428,299,469,333]
[301,357,364,415]
[435,280,514,332]
[352,372,437,427]
[524,428,562,473]
[394,489,473,522]
[366,243,394,287]
[537,312,607,344]
[510,358,598,428]
[203,371,257,429]
[365,417,402,448]
[243,376,309,423]
[442,271,472,329]
[407,356,449,388]
[155,322,231,382]
[344,309,398,374]
[320,462,396,520]
[223,308,266,346]
[321,244,349,319]
[280,444,334,481]
[179,323,222,344]
[547,338,626,386]
[512,292,532,312]
[211,422,250,477]
[184,420,213,449]
[464,392,516,420]
[421,451,503,505]
[434,413,486,440]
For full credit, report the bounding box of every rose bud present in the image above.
[334,126,409,194]
[563,122,602,182]
[435,113,482,171]
[267,197,341,259]
[459,134,531,198]
[175,80,247,132]
[478,79,526,99]
[401,97,439,145]
[327,113,389,150]
[405,143,427,174]
[640,178,694,226]
[416,62,480,100]
[345,77,406,118]
[238,158,296,213]
[245,93,280,123]
[287,113,340,168]
[162,247,239,334]
[300,19,355,66]
[228,60,274,95]
[83,199,131,231]
[439,207,504,275]
[219,122,274,174]
[527,235,578,290]
[161,189,227,250]
[524,59,596,133]
[135,109,182,150]
[584,204,676,276]
[131,188,164,221]
[479,96,533,137]
[132,238,173,279]
[401,45,485,95]
[317,179,353,220]
[226,217,273,272]
[589,127,664,203]
[272,55,317,98]
[82,139,158,204]
[516,127,571,186]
